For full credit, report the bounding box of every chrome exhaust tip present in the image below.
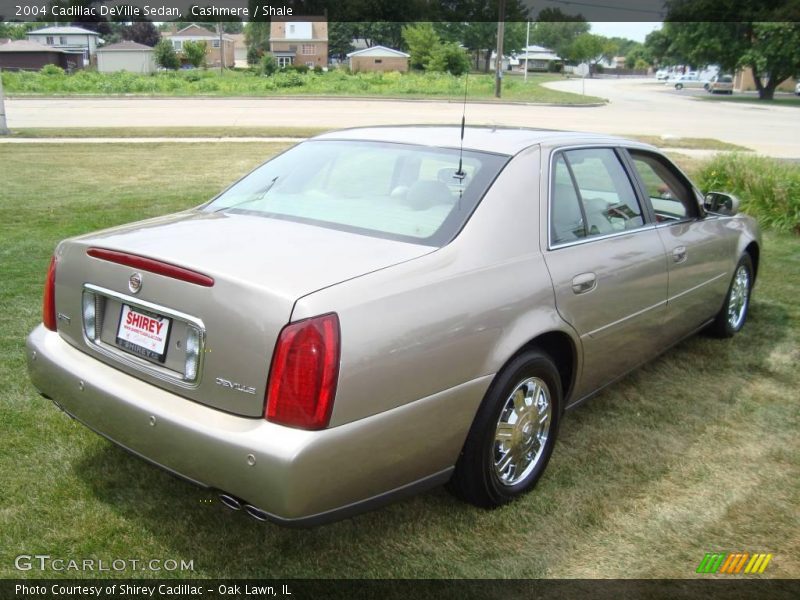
[218,493,242,511]
[243,504,270,522]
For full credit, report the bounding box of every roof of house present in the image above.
[346,45,410,59]
[97,41,154,52]
[167,24,233,41]
[0,40,67,53]
[28,26,100,36]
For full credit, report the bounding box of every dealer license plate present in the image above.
[116,304,171,363]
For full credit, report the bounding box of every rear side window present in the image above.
[628,151,697,222]
[204,140,508,246]
[550,148,645,245]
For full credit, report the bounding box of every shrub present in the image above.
[182,40,207,69]
[313,65,323,74]
[696,153,800,233]
[260,54,278,76]
[39,64,65,76]
[154,40,180,70]
[427,43,471,76]
[286,64,309,74]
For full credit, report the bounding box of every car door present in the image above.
[624,149,737,339]
[542,147,669,403]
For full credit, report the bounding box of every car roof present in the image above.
[312,125,652,156]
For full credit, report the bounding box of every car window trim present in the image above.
[621,148,703,228]
[546,144,654,251]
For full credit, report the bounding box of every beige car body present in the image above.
[26,127,761,525]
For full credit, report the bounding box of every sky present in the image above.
[589,22,662,43]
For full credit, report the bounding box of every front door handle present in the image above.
[571,272,597,294]
[672,246,687,263]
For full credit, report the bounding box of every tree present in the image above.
[568,33,606,77]
[329,22,356,60]
[0,22,35,40]
[244,21,270,65]
[402,23,440,70]
[427,42,471,75]
[530,9,589,59]
[664,0,800,99]
[182,40,207,68]
[154,39,180,70]
[643,29,672,69]
[121,21,161,47]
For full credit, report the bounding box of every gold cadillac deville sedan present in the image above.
[26,127,760,525]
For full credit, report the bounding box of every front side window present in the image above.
[628,151,696,222]
[550,148,644,245]
[203,140,509,246]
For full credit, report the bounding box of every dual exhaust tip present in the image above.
[218,493,269,522]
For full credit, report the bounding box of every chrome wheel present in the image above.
[727,264,750,330]
[492,377,552,486]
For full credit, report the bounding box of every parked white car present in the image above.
[671,73,709,90]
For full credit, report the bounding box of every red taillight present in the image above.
[86,248,214,287]
[265,313,340,430]
[43,256,57,331]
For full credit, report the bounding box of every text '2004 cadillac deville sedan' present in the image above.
[27,127,760,525]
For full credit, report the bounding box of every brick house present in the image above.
[269,19,328,68]
[26,26,99,67]
[162,24,234,68]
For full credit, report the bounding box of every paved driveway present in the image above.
[5,78,799,157]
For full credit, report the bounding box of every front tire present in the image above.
[448,350,562,508]
[709,254,753,338]
[675,83,684,90]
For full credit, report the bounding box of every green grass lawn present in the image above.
[1,69,604,104]
[698,94,800,107]
[0,143,797,579]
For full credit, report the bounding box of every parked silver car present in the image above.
[27,127,761,525]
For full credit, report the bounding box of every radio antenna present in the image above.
[454,73,468,181]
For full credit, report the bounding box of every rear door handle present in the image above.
[571,272,597,294]
[672,246,687,263]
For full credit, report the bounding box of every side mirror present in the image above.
[704,191,740,216]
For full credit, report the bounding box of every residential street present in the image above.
[4,77,799,157]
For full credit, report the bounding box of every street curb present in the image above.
[4,94,607,108]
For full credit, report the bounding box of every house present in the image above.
[515,45,561,72]
[26,26,99,67]
[734,67,796,93]
[228,33,248,68]
[0,39,84,71]
[489,52,520,71]
[162,25,234,68]
[347,46,409,73]
[96,41,155,74]
[269,19,328,68]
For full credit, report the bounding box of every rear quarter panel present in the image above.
[294,145,578,430]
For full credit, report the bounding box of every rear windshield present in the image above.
[202,140,509,246]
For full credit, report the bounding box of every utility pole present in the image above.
[524,20,530,83]
[0,68,8,135]
[494,0,506,98]
[217,22,224,74]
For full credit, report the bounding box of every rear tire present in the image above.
[448,350,562,508]
[709,254,753,338]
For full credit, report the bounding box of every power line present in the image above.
[542,0,666,17]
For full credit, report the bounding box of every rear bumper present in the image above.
[26,325,490,525]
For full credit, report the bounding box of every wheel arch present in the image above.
[744,240,760,284]
[505,330,578,407]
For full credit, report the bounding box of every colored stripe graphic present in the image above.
[744,553,773,574]
[697,553,727,573]
[698,552,773,574]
